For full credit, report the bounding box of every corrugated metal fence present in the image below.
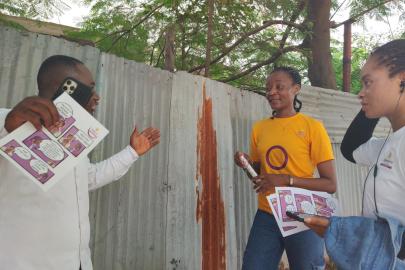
[0,26,391,270]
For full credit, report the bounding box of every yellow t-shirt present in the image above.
[249,113,334,213]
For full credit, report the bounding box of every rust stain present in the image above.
[196,81,226,270]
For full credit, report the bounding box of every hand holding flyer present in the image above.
[0,93,109,191]
[266,187,339,237]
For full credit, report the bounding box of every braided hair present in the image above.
[270,66,303,114]
[371,39,405,78]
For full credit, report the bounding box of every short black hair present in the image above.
[270,66,303,113]
[37,55,83,94]
[371,39,405,78]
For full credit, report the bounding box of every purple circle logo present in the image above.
[265,145,288,170]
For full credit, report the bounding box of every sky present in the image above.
[48,1,90,27]
[47,1,403,44]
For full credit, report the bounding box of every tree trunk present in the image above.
[204,0,214,77]
[343,22,352,92]
[305,0,337,89]
[164,24,175,72]
[180,20,186,70]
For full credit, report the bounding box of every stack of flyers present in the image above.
[266,187,339,237]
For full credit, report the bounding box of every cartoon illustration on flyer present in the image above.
[23,130,68,168]
[0,140,54,183]
[59,126,93,157]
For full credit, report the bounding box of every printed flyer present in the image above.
[267,187,339,237]
[0,93,109,191]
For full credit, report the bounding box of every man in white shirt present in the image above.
[0,55,160,270]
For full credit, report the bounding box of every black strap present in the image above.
[398,232,405,260]
[340,110,379,163]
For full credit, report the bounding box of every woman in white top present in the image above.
[305,39,405,269]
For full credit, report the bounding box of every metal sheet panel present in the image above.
[228,85,271,270]
[165,72,206,270]
[167,72,270,270]
[89,53,172,270]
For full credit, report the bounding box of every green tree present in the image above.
[2,0,404,93]
[0,0,69,19]
[72,0,404,92]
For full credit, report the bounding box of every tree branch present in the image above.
[101,3,164,51]
[188,19,305,73]
[150,30,165,65]
[331,0,394,28]
[155,40,165,67]
[220,44,303,83]
[330,0,349,21]
[279,0,308,48]
[214,1,307,83]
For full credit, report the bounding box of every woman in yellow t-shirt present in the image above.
[235,66,337,270]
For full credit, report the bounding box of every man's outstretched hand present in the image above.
[5,97,59,132]
[130,126,160,156]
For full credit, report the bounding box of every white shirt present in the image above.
[353,125,405,225]
[0,109,139,270]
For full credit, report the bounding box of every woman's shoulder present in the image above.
[296,113,324,127]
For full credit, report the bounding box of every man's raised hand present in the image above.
[130,126,160,155]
